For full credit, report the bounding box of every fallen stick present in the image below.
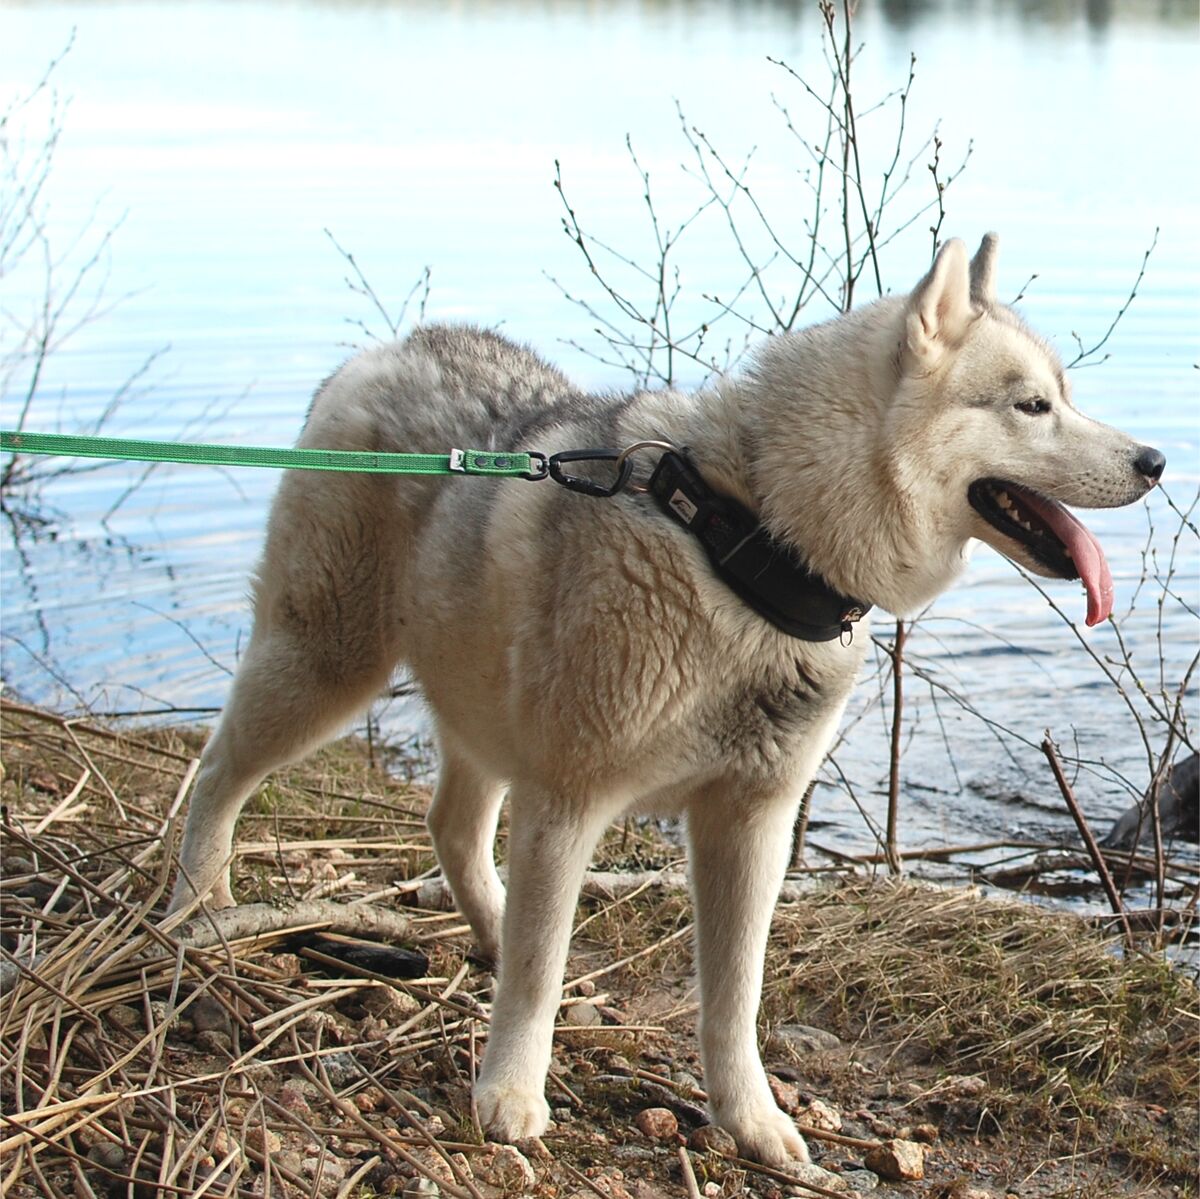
[678,1146,703,1199]
[732,1156,850,1199]
[795,1123,881,1151]
[408,870,829,911]
[0,1095,123,1155]
[170,899,413,950]
[850,838,1054,864]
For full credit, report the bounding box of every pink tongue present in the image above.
[1015,488,1114,626]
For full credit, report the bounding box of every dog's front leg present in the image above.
[475,786,612,1142]
[687,788,810,1166]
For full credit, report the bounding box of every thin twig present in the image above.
[1041,734,1135,951]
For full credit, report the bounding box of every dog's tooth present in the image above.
[997,490,1012,509]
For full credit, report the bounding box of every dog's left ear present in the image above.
[904,238,974,371]
[969,232,999,304]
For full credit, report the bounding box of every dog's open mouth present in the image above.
[968,479,1114,627]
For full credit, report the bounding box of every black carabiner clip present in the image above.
[547,448,634,498]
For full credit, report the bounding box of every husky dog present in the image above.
[170,236,1163,1165]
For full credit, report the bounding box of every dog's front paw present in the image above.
[718,1104,810,1167]
[475,1082,550,1142]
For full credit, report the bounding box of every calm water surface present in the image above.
[1,0,1196,866]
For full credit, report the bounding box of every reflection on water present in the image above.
[290,0,1197,30]
[0,0,1196,867]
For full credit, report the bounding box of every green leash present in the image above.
[0,430,547,479]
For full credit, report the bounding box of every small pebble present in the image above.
[565,1001,602,1026]
[322,1051,361,1088]
[403,1180,441,1197]
[945,1074,987,1096]
[842,1169,879,1191]
[515,1136,552,1162]
[106,1004,140,1030]
[797,1097,842,1132]
[785,1162,853,1192]
[863,1138,925,1182]
[301,1155,346,1183]
[672,1069,702,1095]
[194,1029,233,1055]
[769,1023,843,1054]
[191,993,232,1034]
[634,1106,678,1140]
[486,1144,536,1189]
[687,1124,737,1156]
[86,1142,126,1171]
[245,1126,281,1156]
[277,1085,312,1114]
[448,1152,474,1179]
[768,1075,800,1113]
[211,1129,235,1158]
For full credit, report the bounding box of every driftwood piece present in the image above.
[2,900,417,995]
[169,899,413,950]
[405,869,827,912]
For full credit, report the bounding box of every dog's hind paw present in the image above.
[720,1105,811,1167]
[475,1082,550,1142]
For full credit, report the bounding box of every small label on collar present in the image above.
[668,488,698,524]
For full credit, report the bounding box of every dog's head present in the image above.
[892,234,1164,626]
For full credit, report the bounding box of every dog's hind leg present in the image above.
[474,784,619,1142]
[167,466,409,915]
[426,735,507,965]
[687,785,811,1166]
[168,627,397,914]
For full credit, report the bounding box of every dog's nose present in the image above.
[1134,446,1166,483]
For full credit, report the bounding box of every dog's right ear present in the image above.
[903,238,973,371]
[969,232,999,305]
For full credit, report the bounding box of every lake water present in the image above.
[1,0,1197,872]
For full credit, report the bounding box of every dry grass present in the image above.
[1,699,1196,1198]
[0,701,498,1198]
[765,880,1199,1178]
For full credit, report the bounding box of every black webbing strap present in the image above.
[647,450,871,643]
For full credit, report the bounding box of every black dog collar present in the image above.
[647,449,871,643]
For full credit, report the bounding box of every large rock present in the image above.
[1102,751,1198,848]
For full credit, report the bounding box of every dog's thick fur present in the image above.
[170,236,1162,1165]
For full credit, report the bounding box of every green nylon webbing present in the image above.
[0,431,539,478]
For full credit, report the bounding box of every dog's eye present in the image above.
[1014,398,1051,415]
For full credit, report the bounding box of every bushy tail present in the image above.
[301,324,578,462]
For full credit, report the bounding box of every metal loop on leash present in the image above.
[614,439,681,495]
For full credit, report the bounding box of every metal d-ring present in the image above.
[614,439,681,494]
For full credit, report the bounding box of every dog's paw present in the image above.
[475,1082,550,1142]
[719,1105,810,1167]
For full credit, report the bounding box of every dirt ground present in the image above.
[1,701,1196,1199]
